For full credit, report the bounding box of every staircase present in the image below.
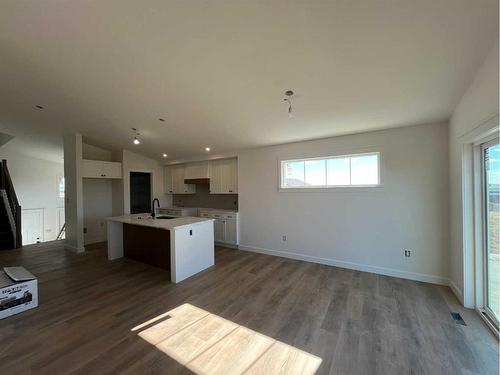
[0,160,21,249]
[0,198,14,249]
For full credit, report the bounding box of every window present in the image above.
[482,139,499,325]
[57,176,65,199]
[281,152,380,189]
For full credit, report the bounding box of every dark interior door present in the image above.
[130,172,151,214]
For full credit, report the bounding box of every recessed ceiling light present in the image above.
[35,105,44,109]
[162,153,168,158]
[205,147,211,152]
[158,118,165,122]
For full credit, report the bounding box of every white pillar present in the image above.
[63,133,84,253]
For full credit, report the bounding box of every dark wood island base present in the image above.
[123,223,171,271]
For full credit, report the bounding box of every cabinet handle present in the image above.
[229,190,232,192]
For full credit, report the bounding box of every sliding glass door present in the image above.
[483,138,499,325]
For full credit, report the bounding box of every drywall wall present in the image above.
[238,122,449,284]
[82,143,113,245]
[0,143,64,243]
[111,150,124,216]
[172,184,238,210]
[449,43,499,305]
[83,178,112,245]
[121,150,171,214]
[83,143,113,161]
[63,133,84,252]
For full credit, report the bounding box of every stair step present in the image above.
[0,243,14,250]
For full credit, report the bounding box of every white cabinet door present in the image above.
[214,219,225,242]
[209,158,238,194]
[101,161,122,178]
[171,165,196,194]
[226,158,238,194]
[82,159,122,179]
[82,159,102,178]
[171,166,184,193]
[164,166,173,194]
[224,219,238,245]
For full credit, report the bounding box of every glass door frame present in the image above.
[480,136,499,328]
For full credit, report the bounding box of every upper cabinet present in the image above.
[82,159,122,179]
[164,158,237,194]
[184,161,209,180]
[209,158,238,194]
[164,165,173,194]
[165,165,196,194]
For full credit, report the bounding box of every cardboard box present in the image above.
[0,267,38,319]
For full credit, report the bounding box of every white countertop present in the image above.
[160,206,238,213]
[107,213,213,230]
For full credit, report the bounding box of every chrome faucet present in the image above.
[151,198,160,218]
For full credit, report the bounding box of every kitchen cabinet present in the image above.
[214,219,225,242]
[184,161,209,180]
[199,210,239,246]
[165,165,196,194]
[209,158,238,194]
[164,166,173,194]
[224,218,238,244]
[82,159,122,179]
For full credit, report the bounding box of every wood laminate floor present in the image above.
[0,241,497,374]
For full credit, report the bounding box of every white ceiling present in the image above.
[0,0,497,163]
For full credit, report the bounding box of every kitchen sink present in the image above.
[155,216,177,220]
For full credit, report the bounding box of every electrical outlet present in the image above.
[282,235,287,242]
[404,250,411,257]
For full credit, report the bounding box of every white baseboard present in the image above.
[238,244,449,286]
[448,278,464,304]
[215,242,238,249]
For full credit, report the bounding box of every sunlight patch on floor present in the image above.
[132,303,322,374]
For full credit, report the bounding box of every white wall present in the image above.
[82,143,113,245]
[238,122,449,284]
[0,144,64,242]
[83,179,112,245]
[449,44,499,304]
[122,149,171,214]
[64,134,84,252]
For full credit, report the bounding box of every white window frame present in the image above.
[479,136,499,329]
[279,152,381,191]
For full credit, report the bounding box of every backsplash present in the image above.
[172,184,238,210]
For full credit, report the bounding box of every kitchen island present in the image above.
[106,214,214,283]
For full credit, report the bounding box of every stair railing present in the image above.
[0,160,22,248]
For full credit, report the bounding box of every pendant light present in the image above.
[283,90,294,118]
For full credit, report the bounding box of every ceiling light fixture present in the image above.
[205,147,211,152]
[35,105,44,109]
[158,118,165,122]
[131,128,140,145]
[283,90,294,118]
[162,153,168,158]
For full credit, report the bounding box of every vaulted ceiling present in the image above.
[0,0,497,162]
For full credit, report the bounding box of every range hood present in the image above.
[184,161,209,184]
[184,178,210,184]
